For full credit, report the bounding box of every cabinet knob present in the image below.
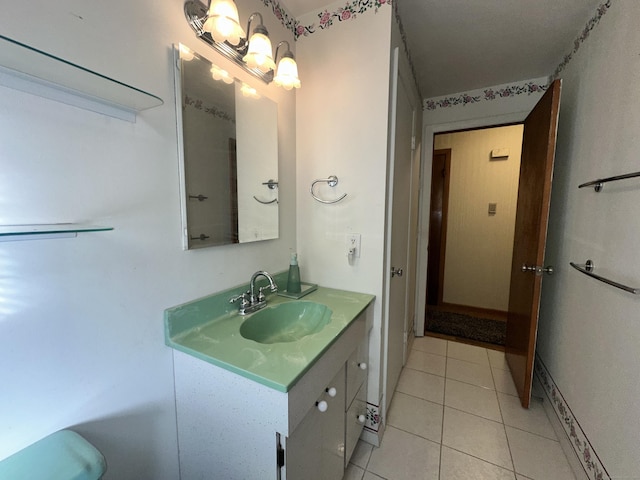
[316,400,328,413]
[358,362,367,371]
[325,387,337,397]
[357,415,366,424]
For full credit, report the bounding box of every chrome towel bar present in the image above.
[578,171,640,192]
[310,175,347,204]
[569,260,639,295]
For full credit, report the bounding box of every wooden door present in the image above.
[426,149,451,306]
[506,79,562,408]
[385,48,416,411]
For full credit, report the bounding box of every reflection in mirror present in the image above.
[175,44,279,249]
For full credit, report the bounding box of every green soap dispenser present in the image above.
[287,252,301,293]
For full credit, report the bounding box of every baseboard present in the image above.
[535,355,611,480]
[362,397,384,447]
[360,422,384,448]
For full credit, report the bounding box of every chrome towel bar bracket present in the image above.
[570,259,639,294]
[310,175,347,204]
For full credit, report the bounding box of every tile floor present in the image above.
[344,336,576,480]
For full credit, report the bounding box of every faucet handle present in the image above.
[257,286,270,302]
[229,292,250,307]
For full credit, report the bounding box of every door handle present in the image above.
[521,264,554,276]
[391,267,404,277]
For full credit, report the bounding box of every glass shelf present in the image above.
[0,34,163,122]
[0,224,114,241]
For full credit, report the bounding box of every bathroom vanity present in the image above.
[165,283,374,479]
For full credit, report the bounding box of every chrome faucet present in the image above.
[230,270,278,315]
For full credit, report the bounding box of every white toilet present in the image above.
[0,429,106,480]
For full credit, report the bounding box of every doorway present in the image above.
[425,125,524,347]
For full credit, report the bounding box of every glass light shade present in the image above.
[274,56,301,90]
[242,32,276,73]
[202,0,246,46]
[210,65,234,84]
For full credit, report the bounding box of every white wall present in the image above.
[537,1,640,476]
[0,0,296,478]
[434,125,523,311]
[296,1,392,431]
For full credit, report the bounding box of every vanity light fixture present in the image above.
[242,13,276,73]
[273,41,301,90]
[184,0,300,88]
[202,0,245,45]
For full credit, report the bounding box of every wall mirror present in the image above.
[174,44,279,249]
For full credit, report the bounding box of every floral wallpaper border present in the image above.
[260,0,298,38]
[424,81,548,111]
[535,356,610,480]
[365,402,381,432]
[423,0,613,111]
[293,0,392,39]
[184,95,235,124]
[551,0,612,80]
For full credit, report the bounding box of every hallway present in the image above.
[345,337,575,479]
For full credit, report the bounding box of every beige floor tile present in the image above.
[445,379,502,422]
[487,349,510,371]
[447,342,490,367]
[344,463,365,480]
[491,367,519,396]
[350,440,373,469]
[387,391,443,443]
[442,407,513,470]
[446,358,494,389]
[497,393,556,440]
[506,426,575,480]
[396,367,445,405]
[406,349,447,376]
[414,335,448,356]
[367,426,440,480]
[440,446,516,480]
[363,472,386,480]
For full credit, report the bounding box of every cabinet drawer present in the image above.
[346,343,367,408]
[345,385,367,465]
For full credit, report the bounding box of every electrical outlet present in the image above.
[346,233,361,257]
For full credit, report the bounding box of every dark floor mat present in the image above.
[426,309,506,346]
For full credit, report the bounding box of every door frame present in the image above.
[426,148,451,307]
[415,112,532,337]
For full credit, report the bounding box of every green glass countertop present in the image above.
[164,284,374,393]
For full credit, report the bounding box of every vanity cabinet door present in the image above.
[285,366,345,480]
[345,385,367,463]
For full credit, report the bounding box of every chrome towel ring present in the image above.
[310,175,347,204]
[253,179,279,204]
[253,196,277,204]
